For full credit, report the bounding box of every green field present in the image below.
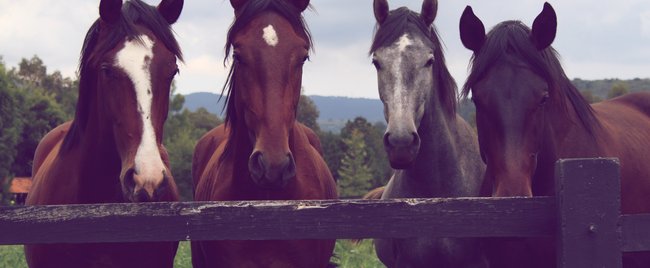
[0,240,382,268]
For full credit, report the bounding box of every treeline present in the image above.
[0,56,75,204]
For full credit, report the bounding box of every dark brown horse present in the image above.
[369,0,487,267]
[460,3,650,267]
[25,0,184,267]
[191,0,337,267]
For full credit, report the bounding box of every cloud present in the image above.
[0,0,648,100]
[0,1,95,76]
[641,10,650,37]
[303,42,378,98]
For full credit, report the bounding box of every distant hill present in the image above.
[572,78,650,99]
[183,92,384,132]
[183,78,650,132]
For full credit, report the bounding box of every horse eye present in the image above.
[100,63,113,76]
[425,58,434,68]
[540,92,550,105]
[232,53,241,63]
[372,59,381,70]
[169,68,180,79]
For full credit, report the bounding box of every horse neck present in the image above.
[532,85,602,196]
[401,95,466,197]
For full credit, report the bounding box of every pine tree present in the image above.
[338,129,373,198]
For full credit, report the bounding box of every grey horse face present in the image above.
[373,33,434,169]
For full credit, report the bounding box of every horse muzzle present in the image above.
[248,151,296,190]
[384,131,421,169]
[122,167,171,202]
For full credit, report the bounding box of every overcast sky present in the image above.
[1,0,649,99]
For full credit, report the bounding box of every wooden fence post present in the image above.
[556,158,621,268]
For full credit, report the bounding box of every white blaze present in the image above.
[116,35,166,186]
[397,33,412,53]
[392,34,412,121]
[262,24,279,47]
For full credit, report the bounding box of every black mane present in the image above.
[62,0,183,152]
[462,20,599,134]
[370,7,457,118]
[219,0,313,160]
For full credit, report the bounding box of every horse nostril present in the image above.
[384,131,417,148]
[248,151,265,180]
[383,133,392,148]
[123,168,136,194]
[134,188,151,202]
[411,132,420,146]
[283,153,296,181]
[151,171,170,201]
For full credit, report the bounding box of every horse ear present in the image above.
[99,0,122,24]
[290,0,310,12]
[158,0,184,24]
[459,6,486,53]
[230,0,248,11]
[374,0,389,24]
[420,0,437,26]
[531,2,557,50]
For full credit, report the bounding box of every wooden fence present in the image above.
[1,158,649,267]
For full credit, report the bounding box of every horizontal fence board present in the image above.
[620,214,650,252]
[0,197,554,245]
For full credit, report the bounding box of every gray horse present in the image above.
[369,0,487,267]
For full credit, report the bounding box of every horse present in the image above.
[460,3,650,267]
[24,0,184,267]
[191,0,337,267]
[368,0,487,267]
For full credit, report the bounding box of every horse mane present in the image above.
[220,0,313,160]
[461,20,599,135]
[61,0,183,153]
[369,7,457,119]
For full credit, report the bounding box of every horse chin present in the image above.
[387,147,419,169]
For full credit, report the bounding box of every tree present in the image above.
[580,90,603,104]
[318,131,344,182]
[15,56,47,87]
[188,107,221,133]
[164,91,223,201]
[11,89,66,176]
[10,55,78,120]
[607,82,629,99]
[337,129,373,198]
[340,117,391,189]
[297,94,320,132]
[0,59,21,186]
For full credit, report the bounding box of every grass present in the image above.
[333,240,384,268]
[0,245,27,268]
[0,240,383,268]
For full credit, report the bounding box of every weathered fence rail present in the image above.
[0,158,648,268]
[0,197,555,244]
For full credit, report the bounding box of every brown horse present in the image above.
[25,0,184,267]
[460,3,650,267]
[191,0,337,267]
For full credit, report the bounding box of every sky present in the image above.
[0,0,649,99]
